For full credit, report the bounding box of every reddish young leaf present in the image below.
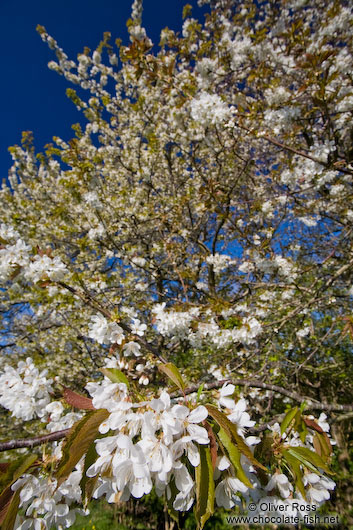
[0,487,13,525]
[0,489,20,530]
[203,421,218,471]
[303,417,324,434]
[62,388,95,410]
[313,432,332,461]
[109,343,119,356]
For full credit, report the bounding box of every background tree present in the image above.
[0,0,352,527]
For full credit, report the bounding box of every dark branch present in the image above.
[1,377,351,453]
[0,429,70,452]
[237,123,353,176]
[176,379,353,412]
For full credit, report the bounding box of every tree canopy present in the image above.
[0,0,352,528]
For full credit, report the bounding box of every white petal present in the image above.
[320,476,335,490]
[188,405,208,423]
[220,384,235,396]
[174,464,194,493]
[277,473,290,485]
[217,455,231,471]
[116,434,132,450]
[220,396,237,409]
[115,460,132,490]
[173,490,194,511]
[228,476,249,494]
[215,480,236,509]
[187,442,200,467]
[160,391,171,409]
[55,503,69,516]
[245,436,261,445]
[234,398,247,413]
[109,411,126,430]
[34,519,47,530]
[172,404,189,420]
[99,421,110,434]
[305,473,320,484]
[187,423,209,443]
[149,397,165,412]
[130,476,152,498]
[311,487,329,502]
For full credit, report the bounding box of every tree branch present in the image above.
[0,429,70,452]
[1,376,350,453]
[57,281,168,363]
[176,379,353,412]
[237,123,353,176]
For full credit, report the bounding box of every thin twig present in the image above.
[237,123,353,176]
[57,281,168,363]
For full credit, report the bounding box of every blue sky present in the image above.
[0,0,206,183]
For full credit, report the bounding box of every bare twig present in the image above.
[331,412,353,423]
[237,123,353,176]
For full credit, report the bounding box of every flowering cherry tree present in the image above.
[0,0,353,527]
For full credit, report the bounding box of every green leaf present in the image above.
[280,407,298,435]
[80,441,99,505]
[1,488,21,530]
[158,363,185,391]
[196,383,204,403]
[55,408,109,483]
[282,450,306,500]
[182,4,192,19]
[217,427,252,488]
[206,404,266,471]
[101,367,129,387]
[195,445,215,529]
[299,420,308,444]
[0,454,37,493]
[299,401,307,413]
[165,477,179,523]
[286,446,333,475]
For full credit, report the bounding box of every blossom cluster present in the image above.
[190,92,232,127]
[0,224,68,284]
[85,376,212,508]
[87,314,125,345]
[152,303,262,348]
[0,355,336,529]
[0,357,53,421]
[13,467,85,530]
[87,314,145,362]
